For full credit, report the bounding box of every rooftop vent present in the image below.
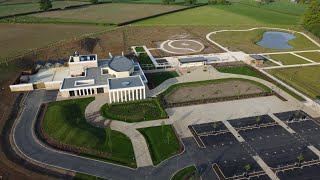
[121,81,130,86]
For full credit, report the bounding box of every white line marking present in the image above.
[308,146,320,159]
[253,156,280,180]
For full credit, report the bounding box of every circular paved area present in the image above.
[160,39,205,55]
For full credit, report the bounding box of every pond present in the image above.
[256,31,296,49]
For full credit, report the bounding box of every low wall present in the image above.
[9,83,34,92]
[44,81,61,90]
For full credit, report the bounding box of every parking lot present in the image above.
[190,111,320,179]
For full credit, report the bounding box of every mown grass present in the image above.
[43,98,136,167]
[270,54,310,65]
[266,66,320,100]
[100,99,167,123]
[296,52,320,62]
[136,53,153,65]
[138,125,181,165]
[216,66,305,101]
[147,71,179,87]
[135,4,301,26]
[211,29,319,53]
[171,165,199,180]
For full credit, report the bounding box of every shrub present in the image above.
[39,0,52,11]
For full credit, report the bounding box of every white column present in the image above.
[120,91,123,102]
[117,91,120,102]
[143,88,146,99]
[129,89,132,101]
[140,88,143,100]
[80,89,83,96]
[109,92,112,103]
[74,90,78,96]
[124,90,128,102]
[112,91,115,103]
[136,89,139,100]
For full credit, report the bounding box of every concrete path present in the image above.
[268,113,296,134]
[85,94,153,167]
[308,146,320,159]
[253,156,280,180]
[222,120,245,142]
[291,52,315,63]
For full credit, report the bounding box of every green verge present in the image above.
[138,125,182,165]
[171,165,199,180]
[73,173,107,180]
[147,71,179,87]
[136,53,153,65]
[100,99,167,123]
[270,53,310,65]
[43,98,136,167]
[135,46,145,52]
[216,66,305,101]
[266,66,320,100]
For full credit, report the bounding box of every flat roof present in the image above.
[61,67,113,90]
[108,76,144,90]
[250,55,267,61]
[178,57,207,64]
[108,56,134,72]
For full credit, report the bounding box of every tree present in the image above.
[212,122,217,133]
[297,153,304,166]
[166,131,172,144]
[39,0,52,11]
[244,164,251,176]
[256,116,261,126]
[185,0,197,5]
[162,0,175,4]
[90,0,99,4]
[303,0,320,37]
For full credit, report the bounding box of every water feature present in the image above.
[256,31,296,49]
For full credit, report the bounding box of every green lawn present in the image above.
[136,53,153,65]
[211,29,319,53]
[138,125,181,165]
[296,52,320,62]
[43,98,136,167]
[147,71,179,87]
[270,54,310,65]
[266,66,320,100]
[135,4,301,26]
[216,65,305,101]
[73,173,107,180]
[100,100,167,123]
[135,46,145,52]
[171,165,199,180]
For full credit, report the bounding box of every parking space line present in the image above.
[308,146,320,159]
[253,156,280,180]
[222,120,245,142]
[268,113,296,134]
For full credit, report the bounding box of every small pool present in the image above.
[256,31,296,49]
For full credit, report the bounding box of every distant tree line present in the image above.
[208,0,231,5]
[162,0,198,5]
[39,0,52,11]
[303,0,320,37]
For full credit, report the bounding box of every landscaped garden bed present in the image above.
[158,78,284,107]
[146,71,179,89]
[138,125,182,166]
[171,165,200,180]
[39,98,136,168]
[100,99,167,123]
[216,65,305,101]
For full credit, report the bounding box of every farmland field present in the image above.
[266,66,320,100]
[0,1,89,17]
[0,23,109,61]
[210,29,320,53]
[135,4,301,26]
[28,3,186,24]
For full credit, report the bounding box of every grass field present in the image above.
[43,98,136,167]
[238,0,307,16]
[266,66,320,100]
[27,3,185,24]
[270,54,310,65]
[136,4,301,26]
[211,29,319,53]
[100,100,167,122]
[296,52,320,62]
[216,66,305,101]
[171,165,199,180]
[146,71,179,88]
[0,23,108,61]
[0,1,89,17]
[138,125,181,165]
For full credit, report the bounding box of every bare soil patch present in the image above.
[165,79,266,104]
